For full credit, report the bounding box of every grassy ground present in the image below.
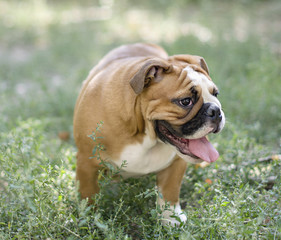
[0,0,281,239]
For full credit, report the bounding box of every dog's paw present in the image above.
[160,202,187,226]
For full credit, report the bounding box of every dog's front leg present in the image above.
[156,156,187,226]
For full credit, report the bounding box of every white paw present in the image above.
[158,199,187,226]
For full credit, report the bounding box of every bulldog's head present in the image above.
[130,55,225,164]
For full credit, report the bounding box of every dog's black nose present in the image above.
[206,104,222,122]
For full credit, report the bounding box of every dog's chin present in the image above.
[155,120,220,164]
[177,152,204,164]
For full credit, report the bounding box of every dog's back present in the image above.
[99,43,168,66]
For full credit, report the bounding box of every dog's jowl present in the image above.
[73,43,225,225]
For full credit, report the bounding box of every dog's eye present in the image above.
[179,98,192,107]
[213,91,219,97]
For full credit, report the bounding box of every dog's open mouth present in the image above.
[156,121,219,163]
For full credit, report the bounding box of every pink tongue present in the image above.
[189,137,219,163]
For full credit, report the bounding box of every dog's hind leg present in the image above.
[76,150,100,204]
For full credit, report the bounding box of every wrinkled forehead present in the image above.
[183,66,213,89]
[183,66,221,108]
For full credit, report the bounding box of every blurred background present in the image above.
[0,0,280,146]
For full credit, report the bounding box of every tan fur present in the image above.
[73,43,214,213]
[157,156,187,204]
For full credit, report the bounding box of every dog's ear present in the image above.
[130,58,173,94]
[171,54,209,75]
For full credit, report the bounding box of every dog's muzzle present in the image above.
[181,103,223,136]
[204,103,223,133]
[155,102,224,163]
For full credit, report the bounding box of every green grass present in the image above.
[0,0,281,239]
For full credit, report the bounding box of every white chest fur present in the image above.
[113,135,176,178]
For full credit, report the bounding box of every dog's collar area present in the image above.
[155,120,219,163]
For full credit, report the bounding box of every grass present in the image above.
[0,0,281,239]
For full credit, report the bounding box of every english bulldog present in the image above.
[73,43,225,225]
